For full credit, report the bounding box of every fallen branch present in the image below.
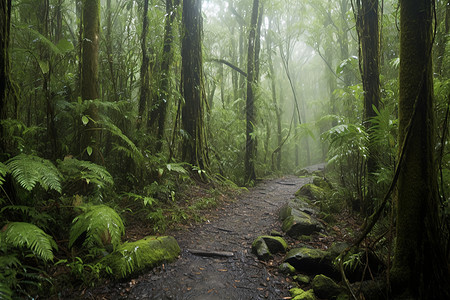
[187,249,234,258]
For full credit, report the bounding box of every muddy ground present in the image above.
[85,165,326,299]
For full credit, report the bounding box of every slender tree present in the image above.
[244,0,260,183]
[137,0,149,130]
[0,0,11,155]
[391,0,450,297]
[181,0,209,171]
[354,0,380,215]
[81,0,101,163]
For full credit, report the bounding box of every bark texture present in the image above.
[391,0,450,297]
[181,0,208,170]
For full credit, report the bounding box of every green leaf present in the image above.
[0,162,8,186]
[6,154,62,193]
[2,222,57,261]
[82,115,89,125]
[38,60,49,74]
[86,146,93,156]
[69,205,125,250]
[56,39,74,53]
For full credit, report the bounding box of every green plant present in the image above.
[5,154,62,193]
[0,222,57,299]
[55,256,112,286]
[69,205,125,252]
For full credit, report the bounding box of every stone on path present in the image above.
[284,247,337,278]
[252,235,288,260]
[312,274,344,299]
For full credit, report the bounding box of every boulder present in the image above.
[282,211,324,238]
[251,237,271,261]
[295,183,326,201]
[290,287,316,300]
[103,235,180,278]
[312,176,333,190]
[279,262,297,275]
[284,247,337,278]
[252,235,287,260]
[312,274,344,299]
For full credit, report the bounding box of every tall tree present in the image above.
[354,0,380,214]
[137,0,149,130]
[150,0,179,152]
[81,0,101,163]
[244,0,260,183]
[391,0,450,297]
[0,0,11,155]
[181,0,209,170]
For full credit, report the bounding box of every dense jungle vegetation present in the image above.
[0,0,449,298]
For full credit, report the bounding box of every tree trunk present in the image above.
[391,0,450,297]
[266,29,282,171]
[181,0,208,171]
[151,0,179,153]
[137,0,149,131]
[355,0,380,215]
[244,0,259,183]
[0,0,11,156]
[81,0,101,163]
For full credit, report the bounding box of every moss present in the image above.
[260,235,288,253]
[279,262,297,274]
[251,237,272,261]
[290,288,316,300]
[103,235,180,278]
[312,274,343,299]
[296,184,325,201]
[282,215,294,232]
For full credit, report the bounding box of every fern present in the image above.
[1,222,57,262]
[0,162,7,186]
[5,154,62,193]
[0,282,12,300]
[58,158,113,188]
[69,205,124,251]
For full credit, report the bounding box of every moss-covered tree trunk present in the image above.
[81,0,101,163]
[181,0,208,171]
[355,0,380,215]
[0,0,11,156]
[244,0,260,183]
[391,0,450,297]
[137,0,149,131]
[149,0,179,153]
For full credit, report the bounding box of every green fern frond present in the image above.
[101,118,144,163]
[0,162,7,186]
[0,282,13,300]
[5,154,62,193]
[69,205,124,250]
[58,158,113,188]
[1,222,57,261]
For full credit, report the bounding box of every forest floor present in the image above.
[83,163,358,299]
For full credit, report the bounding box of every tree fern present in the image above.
[58,158,113,188]
[69,205,124,251]
[1,222,57,262]
[5,154,62,193]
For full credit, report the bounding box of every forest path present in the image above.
[96,164,324,299]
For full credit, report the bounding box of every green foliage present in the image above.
[0,162,7,186]
[58,158,114,190]
[1,222,57,262]
[5,154,62,193]
[55,256,112,286]
[69,205,125,251]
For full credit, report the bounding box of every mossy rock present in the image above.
[295,184,325,201]
[103,235,180,278]
[285,247,337,278]
[312,176,332,190]
[290,287,316,300]
[282,211,324,238]
[312,274,344,299]
[279,262,297,275]
[252,236,287,260]
[251,237,272,261]
[294,274,311,284]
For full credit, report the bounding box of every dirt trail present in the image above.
[91,165,324,300]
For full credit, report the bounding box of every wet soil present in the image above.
[87,165,325,300]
